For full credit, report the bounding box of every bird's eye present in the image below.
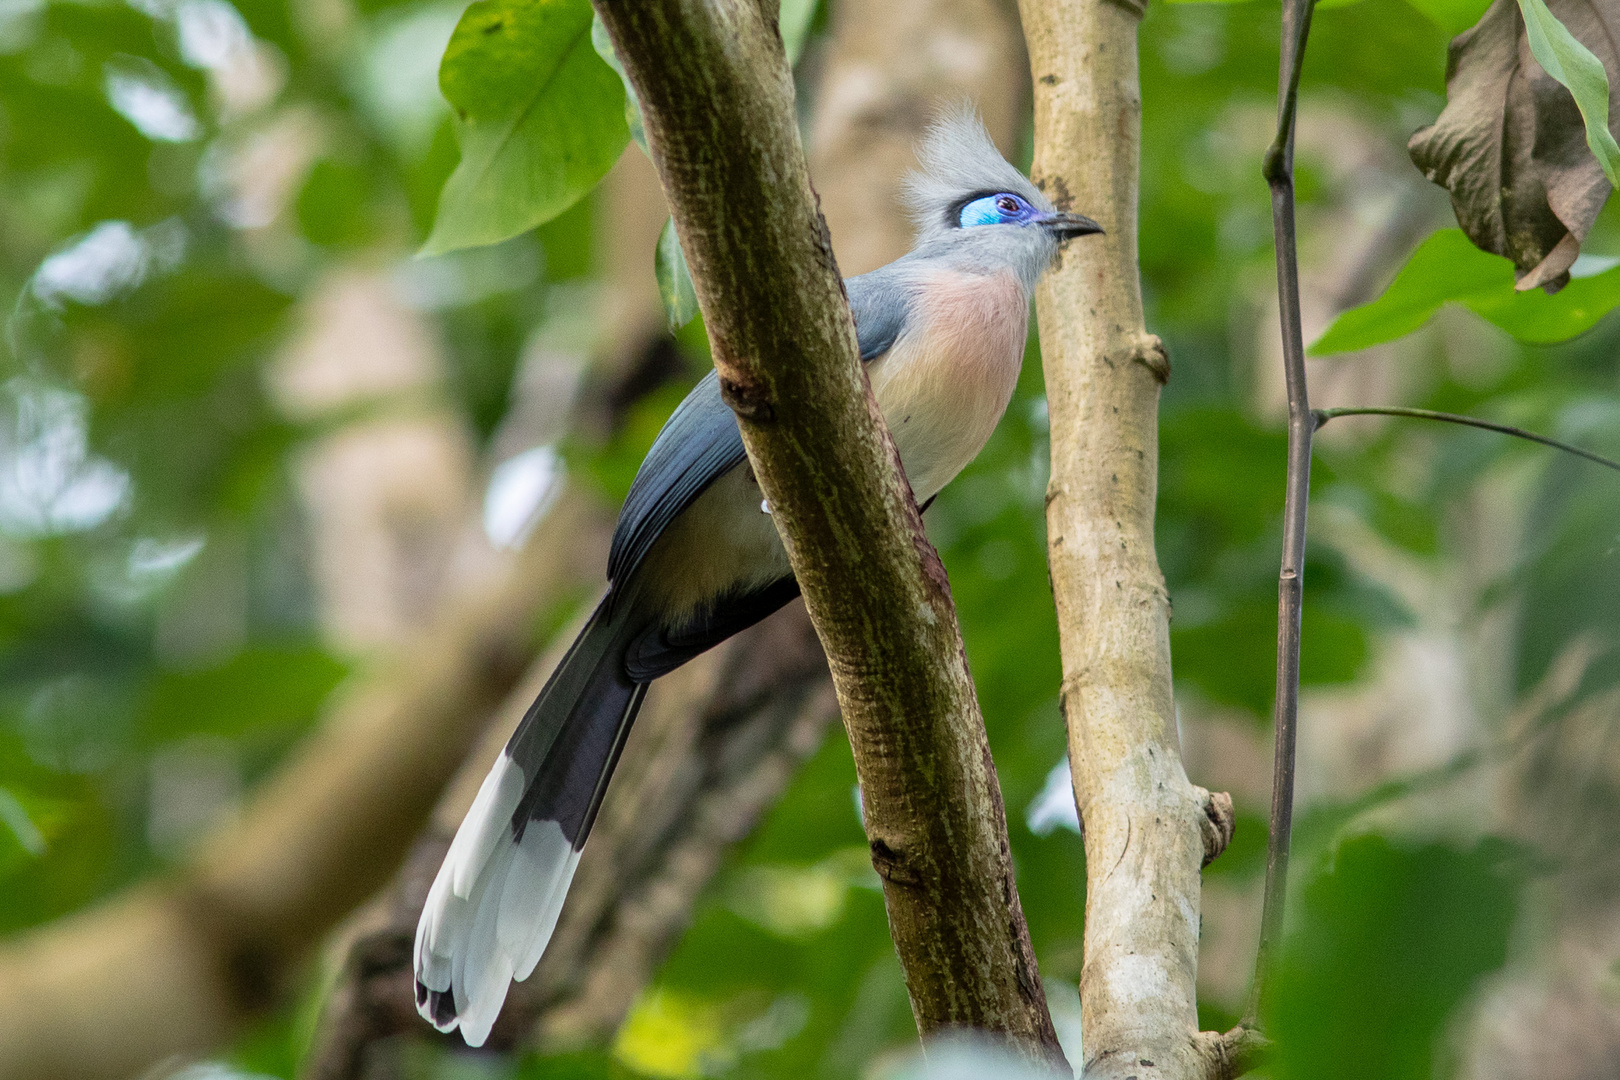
[958,194,1023,228]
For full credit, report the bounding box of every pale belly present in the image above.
[638,268,1028,618]
[867,268,1029,504]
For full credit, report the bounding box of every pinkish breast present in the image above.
[867,268,1029,503]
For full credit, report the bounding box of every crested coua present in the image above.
[413,110,1102,1045]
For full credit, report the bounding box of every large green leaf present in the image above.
[1311,228,1620,352]
[779,0,821,63]
[423,0,629,256]
[1518,0,1620,186]
[591,0,819,145]
[589,12,646,153]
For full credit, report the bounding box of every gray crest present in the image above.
[903,108,1053,243]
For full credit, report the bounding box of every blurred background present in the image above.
[0,0,1618,1077]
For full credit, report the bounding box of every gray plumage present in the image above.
[413,108,1101,1047]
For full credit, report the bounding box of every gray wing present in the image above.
[848,267,910,360]
[608,370,746,586]
[607,268,912,587]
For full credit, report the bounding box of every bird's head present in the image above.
[904,108,1102,290]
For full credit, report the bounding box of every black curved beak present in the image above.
[1040,212,1105,240]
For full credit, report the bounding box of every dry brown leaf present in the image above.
[1409,0,1620,292]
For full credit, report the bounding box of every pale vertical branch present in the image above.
[593,0,1065,1065]
[1018,0,1249,1077]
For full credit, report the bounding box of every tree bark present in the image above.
[592,0,1064,1066]
[1017,1,1243,1077]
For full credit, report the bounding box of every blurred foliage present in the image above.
[1267,835,1529,1080]
[0,0,1616,1077]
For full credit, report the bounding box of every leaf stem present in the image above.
[1313,406,1620,473]
[1247,0,1316,1029]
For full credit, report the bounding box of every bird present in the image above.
[413,109,1102,1046]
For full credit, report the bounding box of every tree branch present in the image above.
[1314,406,1620,473]
[1019,1,1238,1077]
[591,0,1065,1066]
[1248,0,1317,1027]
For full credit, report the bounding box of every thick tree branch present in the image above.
[592,0,1065,1066]
[1019,1,1238,1076]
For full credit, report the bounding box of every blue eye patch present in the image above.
[958,192,1035,228]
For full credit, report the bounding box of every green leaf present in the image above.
[590,12,646,153]
[780,0,820,63]
[656,217,699,332]
[1311,229,1620,352]
[0,788,46,858]
[423,0,629,257]
[1401,0,1492,35]
[1517,0,1620,186]
[1268,835,1527,1080]
[139,646,348,745]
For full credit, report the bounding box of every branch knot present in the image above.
[719,373,776,422]
[868,836,923,887]
[1195,787,1235,868]
[1194,1025,1271,1080]
[1131,334,1170,384]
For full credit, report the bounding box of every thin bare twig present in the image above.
[1247,0,1317,1028]
[1314,406,1620,473]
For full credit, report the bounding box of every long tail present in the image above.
[414,595,646,1046]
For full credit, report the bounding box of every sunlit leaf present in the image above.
[779,0,820,63]
[590,0,817,158]
[423,0,629,256]
[1312,229,1620,352]
[589,11,645,153]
